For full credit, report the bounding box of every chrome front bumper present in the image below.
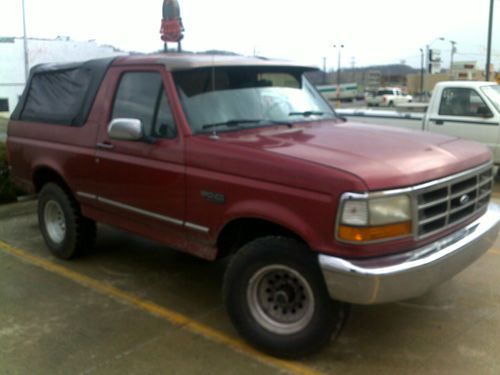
[319,202,500,305]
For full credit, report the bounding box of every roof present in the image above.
[434,81,498,89]
[11,54,317,126]
[377,87,402,90]
[112,53,318,71]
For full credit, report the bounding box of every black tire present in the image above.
[38,183,96,259]
[223,236,348,358]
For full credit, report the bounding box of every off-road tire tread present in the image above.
[223,236,348,358]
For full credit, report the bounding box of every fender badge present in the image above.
[201,190,225,205]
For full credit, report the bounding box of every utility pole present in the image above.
[322,57,327,84]
[351,56,355,82]
[333,44,344,108]
[485,0,494,81]
[449,40,457,79]
[22,0,29,82]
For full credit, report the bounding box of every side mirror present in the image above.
[108,118,144,141]
[477,106,494,118]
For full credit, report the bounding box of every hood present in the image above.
[218,121,491,190]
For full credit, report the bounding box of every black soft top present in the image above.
[11,54,317,126]
[11,57,117,126]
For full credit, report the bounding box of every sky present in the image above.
[1,0,499,71]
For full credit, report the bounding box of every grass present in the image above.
[0,116,7,134]
[0,141,18,204]
[0,117,18,203]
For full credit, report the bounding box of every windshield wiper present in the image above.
[202,119,292,131]
[289,110,324,117]
[202,119,258,130]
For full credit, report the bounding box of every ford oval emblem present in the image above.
[459,194,471,206]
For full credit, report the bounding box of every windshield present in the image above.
[377,90,395,96]
[173,67,336,133]
[481,85,500,113]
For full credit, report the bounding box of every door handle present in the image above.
[434,120,444,125]
[96,142,114,150]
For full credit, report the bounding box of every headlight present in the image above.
[338,194,412,242]
[369,196,411,225]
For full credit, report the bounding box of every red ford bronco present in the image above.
[7,54,500,357]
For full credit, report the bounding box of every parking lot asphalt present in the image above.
[1,196,500,374]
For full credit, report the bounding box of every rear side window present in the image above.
[12,57,116,125]
[21,68,91,125]
[112,72,177,139]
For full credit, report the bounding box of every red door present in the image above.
[94,65,186,244]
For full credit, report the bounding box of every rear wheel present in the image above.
[224,236,348,358]
[38,183,96,259]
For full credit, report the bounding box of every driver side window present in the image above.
[154,90,178,139]
[112,72,177,139]
[439,88,491,117]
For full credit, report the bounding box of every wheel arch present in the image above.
[216,216,307,260]
[33,166,71,195]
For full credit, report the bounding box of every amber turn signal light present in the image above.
[338,221,412,242]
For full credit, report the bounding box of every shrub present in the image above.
[0,142,18,204]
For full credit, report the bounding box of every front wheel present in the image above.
[223,236,348,358]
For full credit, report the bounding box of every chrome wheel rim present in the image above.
[44,200,66,244]
[247,265,315,335]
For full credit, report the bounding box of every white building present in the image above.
[0,36,126,113]
[450,61,481,81]
[449,60,497,82]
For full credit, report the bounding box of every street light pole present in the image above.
[485,0,494,81]
[22,0,29,82]
[419,48,424,98]
[426,37,445,74]
[333,44,344,108]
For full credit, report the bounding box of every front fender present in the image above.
[217,198,327,250]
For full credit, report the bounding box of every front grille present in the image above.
[416,165,493,238]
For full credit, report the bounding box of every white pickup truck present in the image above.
[338,81,500,164]
[365,87,413,107]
